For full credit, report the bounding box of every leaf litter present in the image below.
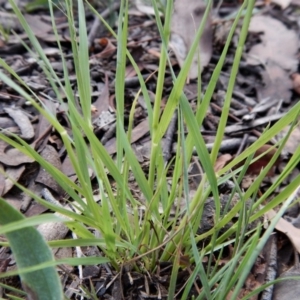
[170,0,213,79]
[1,0,300,299]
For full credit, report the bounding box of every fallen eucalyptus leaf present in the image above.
[170,0,212,79]
[266,209,300,254]
[4,107,34,140]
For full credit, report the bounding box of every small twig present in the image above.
[173,136,258,154]
[210,102,262,138]
[225,113,285,135]
[261,235,277,300]
[162,112,177,163]
[236,133,249,156]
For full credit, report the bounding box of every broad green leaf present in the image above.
[0,199,63,300]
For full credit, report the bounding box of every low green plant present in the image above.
[0,0,300,299]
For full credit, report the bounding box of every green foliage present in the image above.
[1,0,300,298]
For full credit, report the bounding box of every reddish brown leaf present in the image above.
[236,145,280,176]
[246,145,280,176]
[93,37,116,59]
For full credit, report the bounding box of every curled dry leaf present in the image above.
[94,38,116,59]
[170,0,212,79]
[266,209,300,254]
[0,141,35,166]
[4,107,34,140]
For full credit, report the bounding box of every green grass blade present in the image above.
[211,0,255,163]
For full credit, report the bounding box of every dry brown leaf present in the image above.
[94,38,116,59]
[92,73,110,121]
[35,98,56,141]
[35,145,63,194]
[259,61,293,104]
[25,14,53,38]
[247,16,297,103]
[247,15,298,72]
[0,141,35,166]
[214,154,233,172]
[147,48,161,59]
[170,0,212,79]
[0,117,17,129]
[278,125,300,154]
[125,65,137,78]
[4,107,34,140]
[248,145,280,175]
[237,145,280,176]
[0,11,20,31]
[125,62,145,78]
[241,175,255,190]
[2,165,25,196]
[266,209,300,253]
[105,118,149,155]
